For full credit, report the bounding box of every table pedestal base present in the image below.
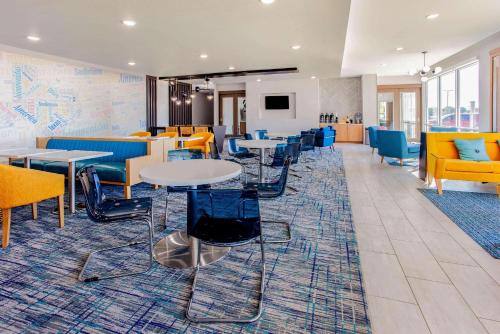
[153,231,230,269]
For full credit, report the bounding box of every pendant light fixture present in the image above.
[411,51,442,82]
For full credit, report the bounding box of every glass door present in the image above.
[377,92,394,128]
[219,91,246,136]
[400,91,418,140]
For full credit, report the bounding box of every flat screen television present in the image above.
[265,95,289,110]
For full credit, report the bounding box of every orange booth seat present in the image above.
[426,132,500,198]
[129,131,151,137]
[0,165,65,248]
[183,132,215,158]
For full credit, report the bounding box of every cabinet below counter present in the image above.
[320,123,364,143]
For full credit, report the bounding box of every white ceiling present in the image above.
[342,0,500,77]
[0,0,350,78]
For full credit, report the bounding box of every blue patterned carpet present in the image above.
[419,189,500,259]
[0,150,371,333]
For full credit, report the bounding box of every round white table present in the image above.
[237,139,286,182]
[140,160,242,269]
[267,132,299,139]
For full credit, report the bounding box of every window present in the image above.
[426,78,438,129]
[458,63,479,130]
[440,71,456,127]
[424,61,479,131]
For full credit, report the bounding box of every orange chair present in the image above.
[129,131,151,137]
[184,132,214,158]
[194,126,209,133]
[180,126,193,137]
[0,165,65,248]
[166,127,179,135]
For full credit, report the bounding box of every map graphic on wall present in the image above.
[0,51,146,147]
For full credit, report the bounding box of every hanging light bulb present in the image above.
[207,94,214,100]
[421,76,429,83]
[433,66,442,74]
[190,93,196,99]
[176,100,182,106]
[186,99,192,105]
[171,96,178,102]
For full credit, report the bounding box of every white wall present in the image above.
[377,75,420,85]
[245,78,320,133]
[362,74,378,129]
[319,77,362,120]
[156,80,169,126]
[430,31,500,132]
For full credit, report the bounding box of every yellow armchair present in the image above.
[184,132,215,158]
[426,132,500,198]
[157,132,178,139]
[0,165,65,248]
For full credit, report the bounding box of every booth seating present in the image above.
[426,132,500,197]
[183,132,214,158]
[32,137,163,198]
[0,165,65,248]
[129,131,151,137]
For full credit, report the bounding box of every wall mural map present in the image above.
[0,51,146,147]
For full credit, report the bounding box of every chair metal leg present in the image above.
[78,217,154,282]
[258,220,292,244]
[186,234,266,323]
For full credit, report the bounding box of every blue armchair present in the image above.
[377,130,420,166]
[255,130,269,140]
[368,126,382,154]
[314,128,335,154]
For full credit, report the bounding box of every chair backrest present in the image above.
[244,133,253,140]
[166,126,179,135]
[300,133,315,151]
[377,130,408,158]
[368,126,380,148]
[287,135,301,144]
[129,131,151,137]
[227,138,249,155]
[430,126,459,132]
[194,126,209,133]
[77,166,105,222]
[274,156,292,197]
[180,126,193,136]
[157,131,178,138]
[209,142,221,159]
[270,143,288,167]
[168,149,203,161]
[286,142,301,164]
[186,189,261,245]
[255,130,269,140]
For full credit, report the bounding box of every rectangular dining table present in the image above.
[29,150,113,213]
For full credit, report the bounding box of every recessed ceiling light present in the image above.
[228,66,235,70]
[311,76,317,79]
[291,45,301,50]
[396,47,404,51]
[122,20,136,27]
[27,35,40,42]
[128,61,136,66]
[426,13,439,20]
[256,78,262,82]
[379,63,387,67]
[200,53,208,59]
[260,0,275,4]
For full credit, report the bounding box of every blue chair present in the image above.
[185,189,265,323]
[430,126,458,132]
[255,130,269,140]
[77,166,154,282]
[287,135,301,144]
[245,157,293,244]
[299,133,316,164]
[228,138,258,159]
[314,128,335,155]
[368,126,382,154]
[244,133,253,140]
[377,130,421,166]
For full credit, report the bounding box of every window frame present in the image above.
[424,60,479,132]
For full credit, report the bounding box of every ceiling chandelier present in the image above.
[409,51,442,82]
[169,77,214,107]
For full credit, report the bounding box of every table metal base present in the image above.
[153,230,230,269]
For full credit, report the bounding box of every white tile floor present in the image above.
[341,143,500,334]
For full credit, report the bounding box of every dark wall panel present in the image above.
[169,82,192,125]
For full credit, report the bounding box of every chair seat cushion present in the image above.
[100,197,152,220]
[445,159,495,173]
[407,144,421,153]
[191,215,260,246]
